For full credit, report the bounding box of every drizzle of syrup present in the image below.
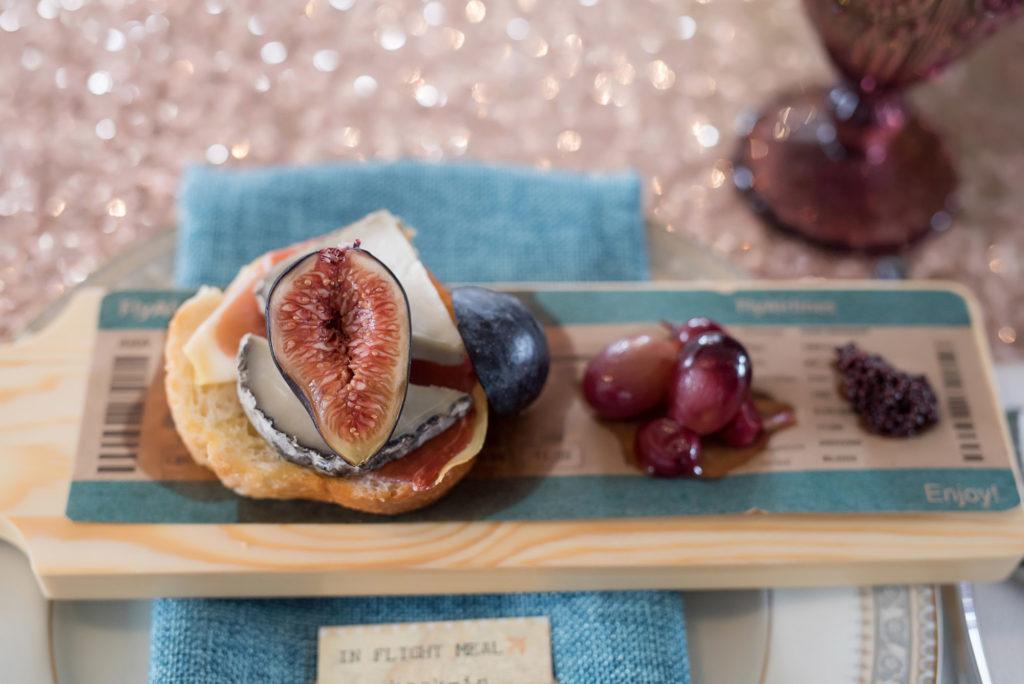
[698,394,796,480]
[606,392,797,480]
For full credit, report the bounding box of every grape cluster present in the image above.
[835,343,939,437]
[582,318,761,478]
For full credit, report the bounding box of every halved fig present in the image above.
[238,333,473,476]
[266,246,411,467]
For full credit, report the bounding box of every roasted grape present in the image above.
[582,334,677,420]
[718,398,763,447]
[668,332,752,435]
[635,417,703,478]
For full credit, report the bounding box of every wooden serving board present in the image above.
[2,284,1024,600]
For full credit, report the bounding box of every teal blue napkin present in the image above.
[152,161,688,684]
[151,592,689,684]
[175,161,648,286]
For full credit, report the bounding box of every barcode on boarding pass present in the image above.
[77,328,167,479]
[936,342,983,463]
[73,313,210,484]
[96,352,150,473]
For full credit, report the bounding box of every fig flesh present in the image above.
[451,286,549,415]
[266,246,411,467]
[255,211,467,365]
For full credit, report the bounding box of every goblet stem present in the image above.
[829,85,907,162]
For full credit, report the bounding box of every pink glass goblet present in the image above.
[735,0,1022,251]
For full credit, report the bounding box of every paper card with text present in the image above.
[66,285,1022,523]
[317,617,554,684]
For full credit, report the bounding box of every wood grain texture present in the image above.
[1,286,1023,600]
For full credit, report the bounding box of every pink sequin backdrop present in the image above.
[0,0,1022,356]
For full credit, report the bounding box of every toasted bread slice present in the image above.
[164,288,487,515]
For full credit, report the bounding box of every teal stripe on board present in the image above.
[99,290,195,329]
[96,287,972,330]
[66,467,1019,524]
[522,288,971,327]
[67,481,239,522]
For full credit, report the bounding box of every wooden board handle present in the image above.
[0,290,103,549]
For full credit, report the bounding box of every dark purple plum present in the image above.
[582,334,677,420]
[451,286,549,415]
[668,332,752,435]
[635,417,703,478]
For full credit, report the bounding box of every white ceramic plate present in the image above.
[0,543,942,684]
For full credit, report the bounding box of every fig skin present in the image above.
[451,286,549,415]
[265,246,412,467]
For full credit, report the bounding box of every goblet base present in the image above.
[736,88,957,252]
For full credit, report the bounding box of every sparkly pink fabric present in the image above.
[0,0,1021,356]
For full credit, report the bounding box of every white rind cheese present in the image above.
[237,334,472,474]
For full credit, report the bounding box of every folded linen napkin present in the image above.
[175,160,648,286]
[151,592,689,683]
[152,161,688,684]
